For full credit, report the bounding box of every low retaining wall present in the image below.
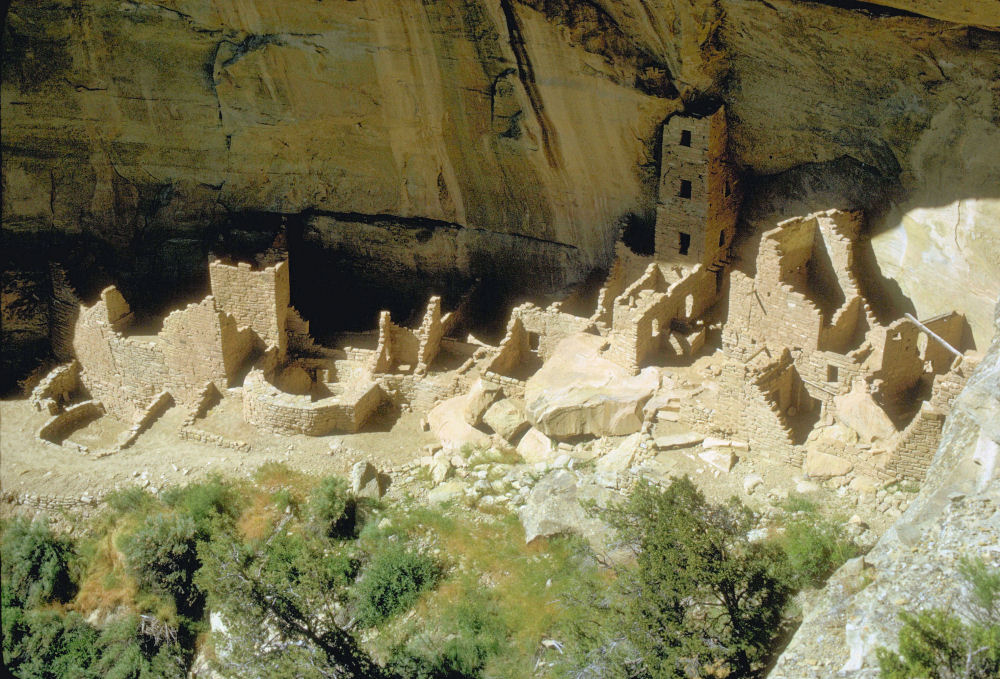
[37,400,105,444]
[242,369,385,436]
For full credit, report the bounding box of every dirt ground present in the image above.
[0,389,437,504]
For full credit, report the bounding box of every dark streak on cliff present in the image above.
[499,0,562,169]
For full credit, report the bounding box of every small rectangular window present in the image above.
[827,365,839,382]
[719,231,726,247]
[678,232,690,256]
[679,180,692,199]
[680,130,692,147]
[724,181,731,197]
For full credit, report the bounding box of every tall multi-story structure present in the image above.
[654,107,741,268]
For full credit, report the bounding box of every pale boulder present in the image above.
[428,395,492,453]
[482,398,530,442]
[525,334,659,438]
[595,433,642,486]
[699,448,736,473]
[804,450,854,479]
[834,384,897,442]
[517,470,615,546]
[462,378,502,426]
[516,427,557,464]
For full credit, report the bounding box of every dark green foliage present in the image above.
[196,528,379,679]
[354,545,442,628]
[876,609,1000,679]
[93,615,187,679]
[584,477,791,678]
[1,608,185,679]
[1,517,75,609]
[878,557,1000,679]
[387,590,508,678]
[308,476,356,538]
[118,513,202,615]
[780,517,858,588]
[2,608,100,678]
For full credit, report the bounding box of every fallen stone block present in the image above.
[804,450,854,479]
[654,432,705,450]
[698,448,736,473]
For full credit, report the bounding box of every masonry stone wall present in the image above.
[486,316,533,378]
[30,361,80,415]
[373,297,445,374]
[37,400,104,444]
[242,369,384,435]
[512,303,594,361]
[208,259,289,358]
[655,108,740,267]
[72,284,253,421]
[607,264,716,373]
[49,265,80,362]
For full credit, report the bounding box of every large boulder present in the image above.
[462,378,502,426]
[351,461,388,499]
[428,395,492,453]
[482,398,530,442]
[834,383,897,442]
[804,450,854,479]
[517,470,616,546]
[524,334,660,438]
[516,427,557,464]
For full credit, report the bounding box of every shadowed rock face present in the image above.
[2,0,999,385]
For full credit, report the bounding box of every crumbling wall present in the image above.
[486,316,532,378]
[30,361,80,415]
[73,288,251,420]
[513,302,594,361]
[160,297,238,404]
[49,265,80,362]
[37,399,104,444]
[209,259,289,358]
[607,265,716,373]
[372,297,445,374]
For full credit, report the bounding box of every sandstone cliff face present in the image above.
[2,0,999,379]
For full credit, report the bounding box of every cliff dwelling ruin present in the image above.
[16,108,979,489]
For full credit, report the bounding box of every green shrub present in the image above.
[196,529,378,679]
[105,486,158,516]
[119,513,202,615]
[877,608,1000,679]
[878,557,1000,679]
[1,608,185,679]
[161,476,239,532]
[1,517,76,609]
[354,545,441,627]
[1,608,101,679]
[781,493,820,515]
[308,476,356,538]
[781,517,858,588]
[579,477,791,678]
[388,590,508,678]
[94,615,186,679]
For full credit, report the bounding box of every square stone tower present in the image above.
[654,107,741,267]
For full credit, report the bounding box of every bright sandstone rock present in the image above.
[482,398,530,443]
[428,395,492,453]
[525,334,659,438]
[804,450,854,479]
